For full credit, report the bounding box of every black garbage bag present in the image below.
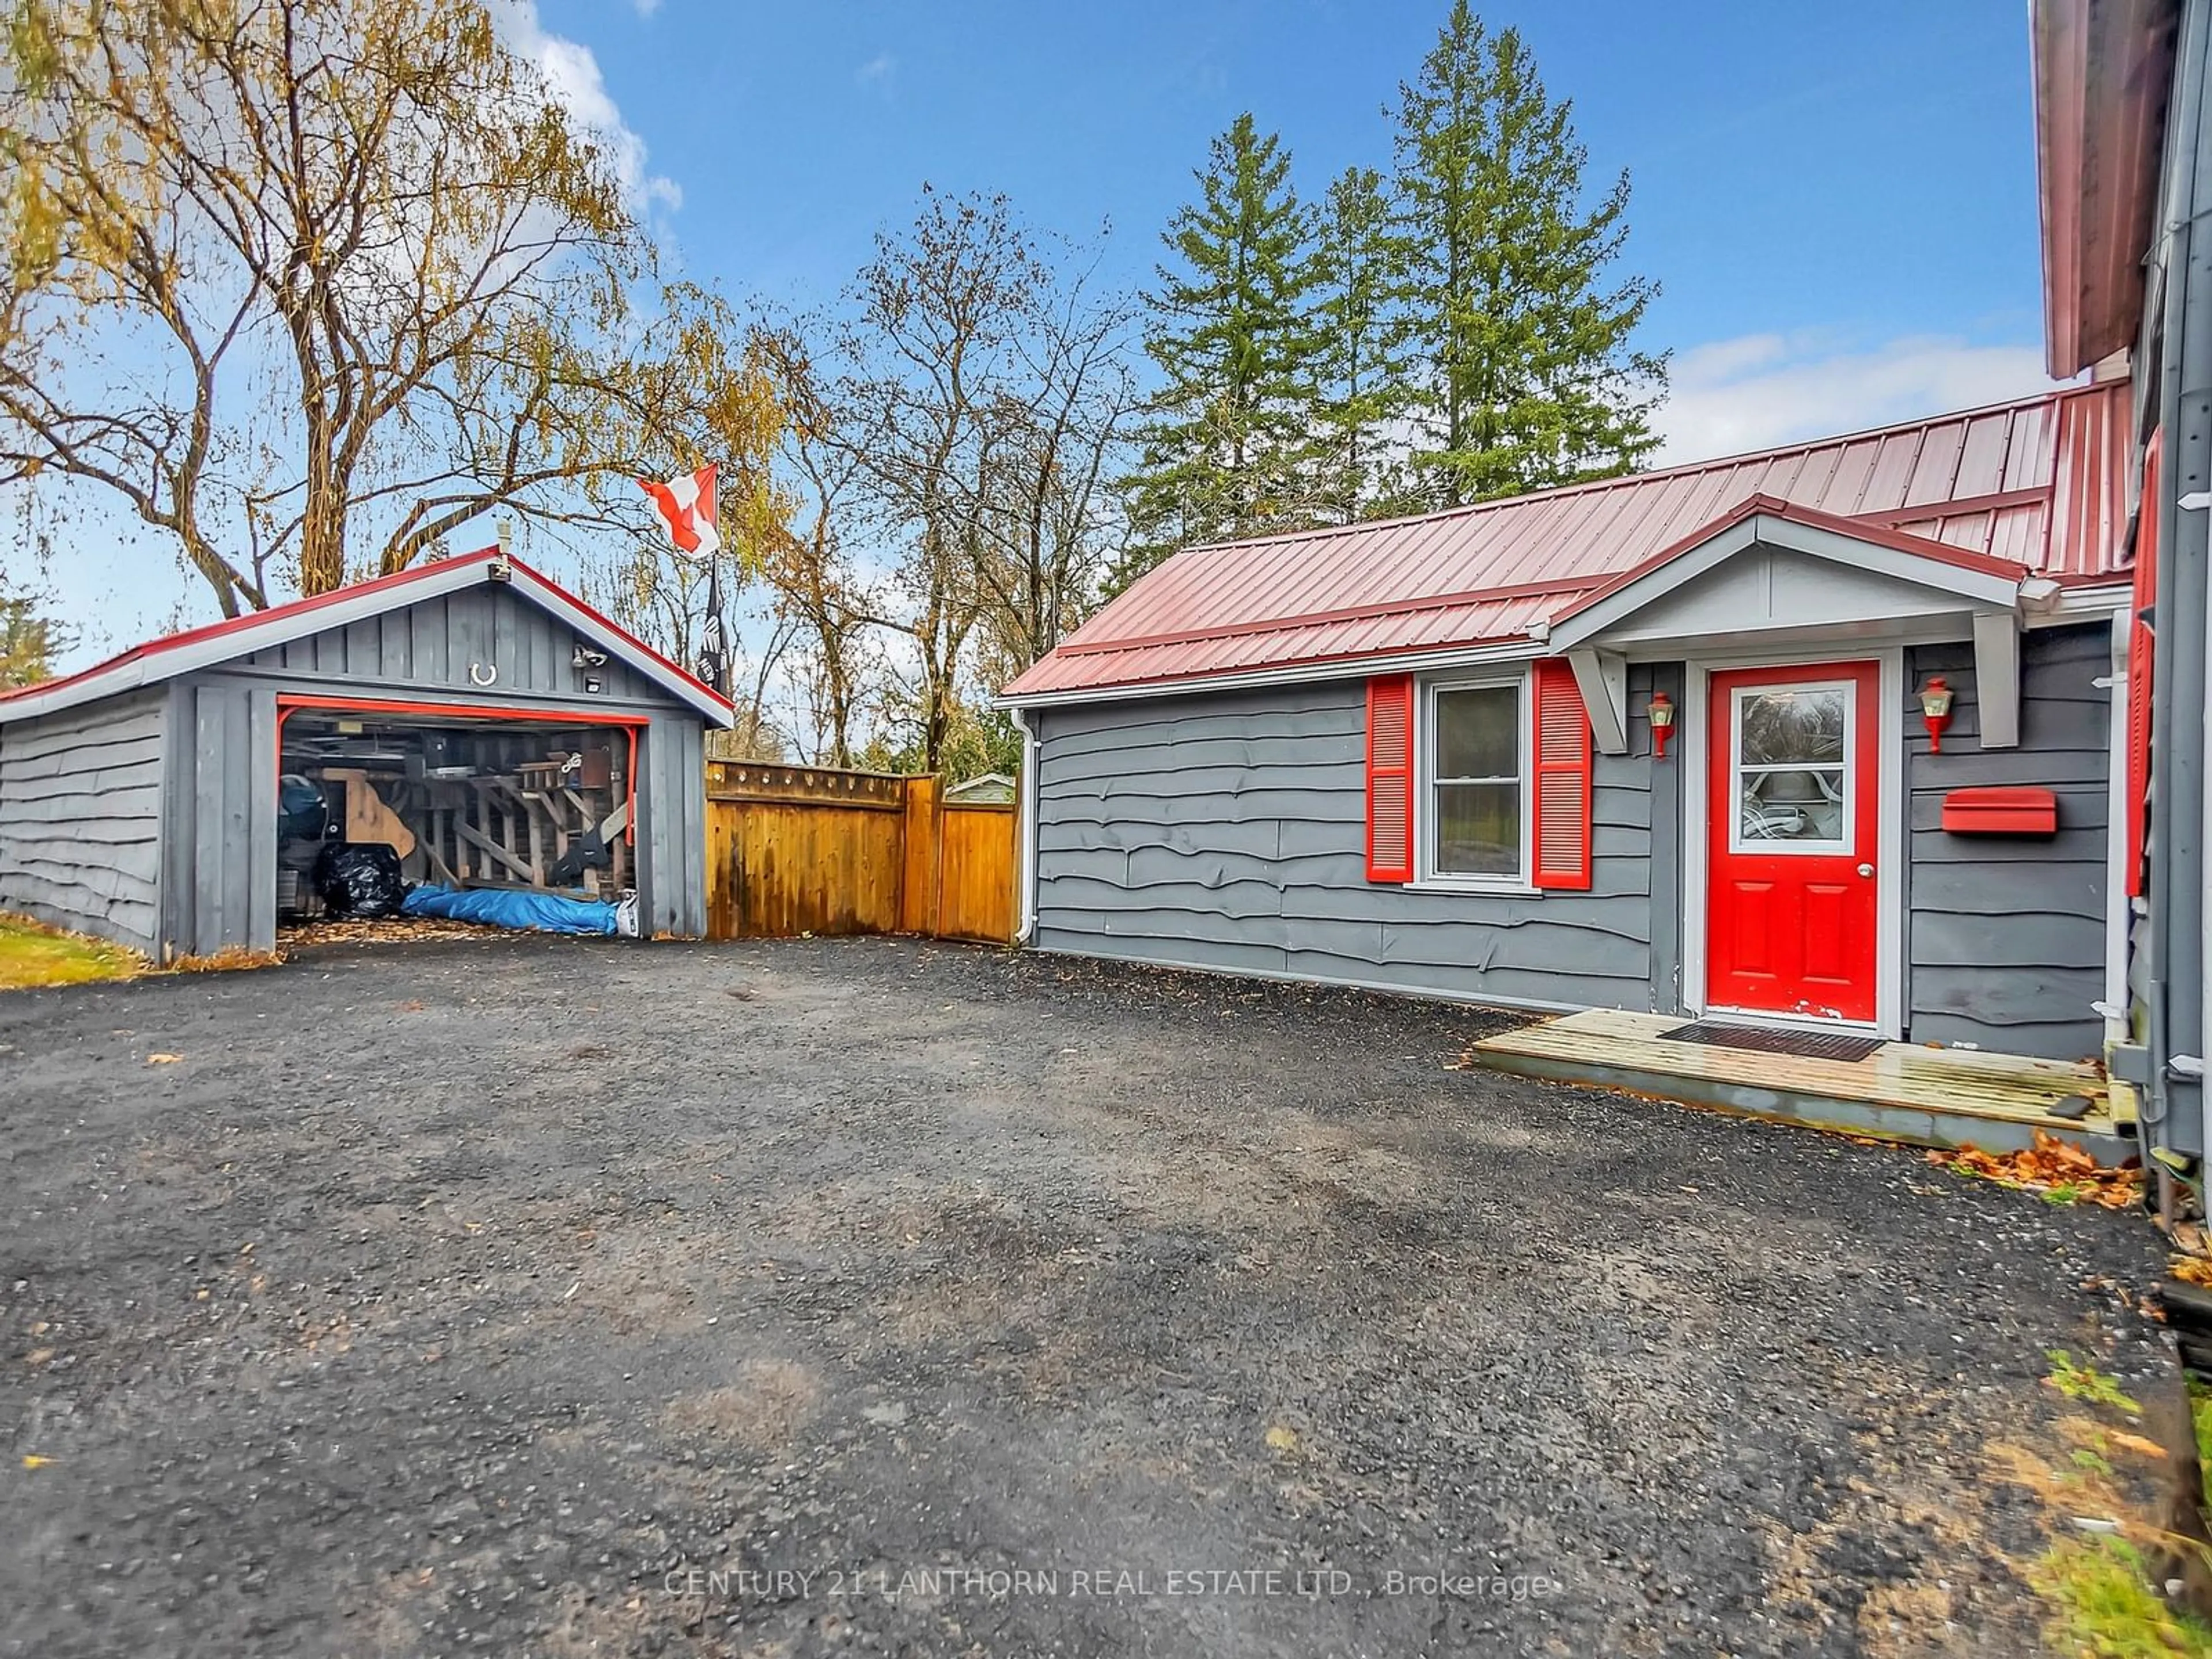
[313,842,406,919]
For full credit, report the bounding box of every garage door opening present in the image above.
[275,698,641,934]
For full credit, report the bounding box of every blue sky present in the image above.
[31,0,2061,661]
[544,0,2054,456]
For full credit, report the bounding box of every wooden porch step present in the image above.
[1472,1009,2133,1164]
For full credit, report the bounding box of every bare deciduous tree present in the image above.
[969,268,1138,682]
[1,0,779,615]
[826,188,1041,772]
[752,326,878,767]
[753,191,1135,773]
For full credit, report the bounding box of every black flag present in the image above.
[698,559,730,696]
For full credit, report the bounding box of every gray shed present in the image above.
[0,548,730,958]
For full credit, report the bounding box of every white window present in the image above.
[1421,675,1529,884]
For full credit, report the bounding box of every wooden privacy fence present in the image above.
[704,761,1017,944]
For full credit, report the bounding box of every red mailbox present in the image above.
[1940,786,2058,836]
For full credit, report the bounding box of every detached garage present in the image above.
[0,547,730,958]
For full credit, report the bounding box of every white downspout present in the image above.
[2100,611,2131,1048]
[1010,705,1039,944]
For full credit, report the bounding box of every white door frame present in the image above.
[1679,646,1906,1039]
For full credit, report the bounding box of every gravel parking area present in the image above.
[0,935,2173,1656]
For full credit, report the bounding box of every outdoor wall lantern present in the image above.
[1919,676,1955,752]
[1646,691,1675,759]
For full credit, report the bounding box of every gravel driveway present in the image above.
[0,935,2172,1656]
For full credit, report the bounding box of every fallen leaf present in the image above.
[147,1053,184,1065]
[1263,1425,1301,1455]
[1926,1131,2142,1208]
[2171,1254,2212,1290]
[21,1455,54,1470]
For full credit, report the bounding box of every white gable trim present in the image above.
[1547,513,2029,657]
[0,555,733,728]
[505,563,734,726]
[1550,513,2044,756]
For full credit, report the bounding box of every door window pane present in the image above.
[1733,683,1851,851]
[1437,782,1521,876]
[1738,688,1844,766]
[1435,685,1518,780]
[1739,770,1847,843]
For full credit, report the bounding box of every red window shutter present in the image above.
[1531,658,1593,891]
[1365,676,1414,882]
[2127,427,2162,897]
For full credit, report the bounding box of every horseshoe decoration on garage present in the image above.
[469,662,497,686]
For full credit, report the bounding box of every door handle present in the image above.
[1857,863,1874,878]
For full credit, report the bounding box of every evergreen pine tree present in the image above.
[0,593,66,690]
[1118,113,1321,585]
[1308,165,1414,523]
[1393,3,1665,507]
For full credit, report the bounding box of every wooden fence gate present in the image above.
[704,762,1017,944]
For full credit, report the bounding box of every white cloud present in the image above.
[487,0,681,214]
[855,52,897,88]
[630,0,662,14]
[1653,332,2061,465]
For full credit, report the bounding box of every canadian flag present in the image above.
[638,464,719,559]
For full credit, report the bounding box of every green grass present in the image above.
[0,915,144,990]
[2040,1536,2212,1658]
[2191,1379,2212,1478]
[2048,1350,2146,1418]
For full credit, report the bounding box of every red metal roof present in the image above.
[2031,0,2177,377]
[1006,381,2133,700]
[0,548,733,724]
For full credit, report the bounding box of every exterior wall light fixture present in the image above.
[1919,676,1955,752]
[1646,691,1675,759]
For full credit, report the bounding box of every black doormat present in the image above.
[1657,1020,1886,1063]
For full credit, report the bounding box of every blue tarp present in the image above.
[401,883,622,936]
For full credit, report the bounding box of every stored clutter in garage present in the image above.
[0,547,729,957]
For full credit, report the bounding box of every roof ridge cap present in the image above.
[1165,379,2105,562]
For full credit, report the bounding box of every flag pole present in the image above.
[638,462,730,697]
[698,462,729,698]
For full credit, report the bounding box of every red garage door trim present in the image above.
[272,694,645,844]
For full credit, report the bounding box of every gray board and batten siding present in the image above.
[228,581,671,704]
[165,579,710,956]
[0,689,167,953]
[1029,623,2112,1061]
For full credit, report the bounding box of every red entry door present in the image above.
[1706,661,1880,1022]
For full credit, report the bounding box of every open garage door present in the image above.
[274,696,642,929]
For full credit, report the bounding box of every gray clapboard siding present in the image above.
[1902,626,2110,1058]
[1032,634,2112,1057]
[1033,675,1665,1012]
[0,691,165,952]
